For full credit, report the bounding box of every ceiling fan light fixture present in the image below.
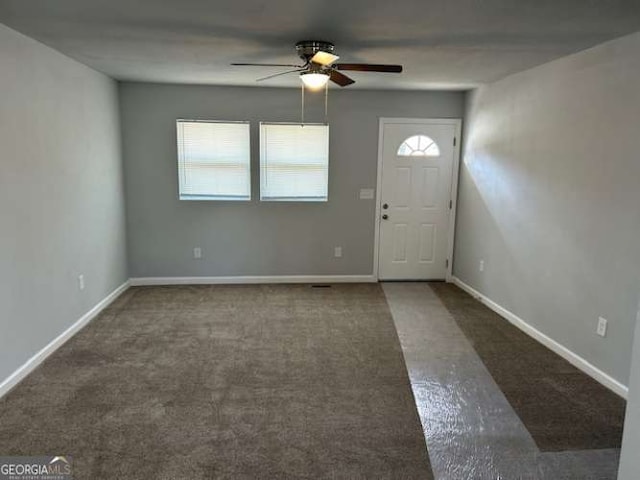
[310,51,339,66]
[300,71,330,90]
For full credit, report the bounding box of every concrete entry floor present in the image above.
[383,282,622,479]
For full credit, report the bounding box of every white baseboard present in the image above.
[0,280,130,399]
[129,275,377,286]
[451,276,628,399]
[10,275,623,401]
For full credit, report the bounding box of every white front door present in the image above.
[378,120,457,280]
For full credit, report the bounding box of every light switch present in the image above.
[359,188,375,200]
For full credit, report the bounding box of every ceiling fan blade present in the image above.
[232,63,304,68]
[255,68,305,82]
[335,63,403,73]
[329,70,355,87]
[310,51,340,66]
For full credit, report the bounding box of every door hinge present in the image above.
[453,137,457,146]
[446,259,449,268]
[449,200,453,209]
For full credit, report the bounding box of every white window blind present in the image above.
[176,120,250,201]
[260,123,329,201]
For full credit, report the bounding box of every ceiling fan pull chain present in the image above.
[301,82,305,125]
[324,81,328,124]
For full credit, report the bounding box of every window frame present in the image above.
[259,122,330,202]
[176,119,251,201]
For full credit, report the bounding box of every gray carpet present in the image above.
[0,284,433,479]
[384,282,622,479]
[430,282,626,452]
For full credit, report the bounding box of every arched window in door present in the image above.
[397,135,440,157]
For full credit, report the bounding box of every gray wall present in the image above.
[619,303,640,478]
[120,83,464,278]
[455,32,640,385]
[0,24,127,383]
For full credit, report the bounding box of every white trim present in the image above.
[446,121,462,282]
[129,275,376,286]
[451,276,629,399]
[0,280,130,399]
[374,118,462,281]
[373,120,385,280]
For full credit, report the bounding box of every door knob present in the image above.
[382,203,389,209]
[382,214,389,220]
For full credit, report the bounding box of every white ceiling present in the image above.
[1,0,640,90]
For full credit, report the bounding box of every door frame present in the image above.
[373,117,462,282]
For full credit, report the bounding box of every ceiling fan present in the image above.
[231,40,403,89]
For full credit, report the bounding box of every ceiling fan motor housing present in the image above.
[296,41,335,63]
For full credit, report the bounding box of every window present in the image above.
[260,123,329,201]
[397,135,440,157]
[176,120,250,200]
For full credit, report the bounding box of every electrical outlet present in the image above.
[193,247,202,259]
[479,260,485,272]
[334,246,342,258]
[597,317,608,337]
[78,274,85,291]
